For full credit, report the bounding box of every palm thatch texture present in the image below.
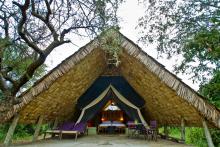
[1,29,220,129]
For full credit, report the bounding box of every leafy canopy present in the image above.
[138,0,220,82]
[0,0,122,120]
[200,70,220,108]
[0,0,122,100]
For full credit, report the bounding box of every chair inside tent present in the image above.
[75,76,147,134]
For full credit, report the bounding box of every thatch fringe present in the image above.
[120,35,220,128]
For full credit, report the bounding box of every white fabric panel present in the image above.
[76,86,111,123]
[110,85,149,128]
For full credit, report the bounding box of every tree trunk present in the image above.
[3,114,20,147]
[32,115,44,142]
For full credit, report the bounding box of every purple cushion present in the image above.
[57,122,75,131]
[73,122,87,133]
[150,120,157,128]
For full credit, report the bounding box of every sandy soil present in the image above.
[9,135,193,147]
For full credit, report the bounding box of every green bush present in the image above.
[185,127,207,147]
[168,127,181,139]
[210,129,220,147]
[0,124,10,141]
[0,123,51,142]
[161,126,220,147]
[13,124,35,140]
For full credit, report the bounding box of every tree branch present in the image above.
[43,40,70,55]
[13,0,44,56]
[0,12,9,38]
[44,0,52,22]
[12,54,46,95]
[31,0,59,41]
[12,37,69,94]
[60,26,96,41]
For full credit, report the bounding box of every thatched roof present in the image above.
[2,30,220,128]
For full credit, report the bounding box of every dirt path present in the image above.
[11,135,193,147]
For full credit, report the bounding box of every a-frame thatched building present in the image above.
[1,30,220,146]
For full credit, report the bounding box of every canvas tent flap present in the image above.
[76,76,145,109]
[110,85,147,127]
[77,89,141,123]
[76,86,111,123]
[76,85,148,127]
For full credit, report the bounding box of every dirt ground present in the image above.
[10,134,193,147]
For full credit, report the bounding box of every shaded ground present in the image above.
[11,135,193,147]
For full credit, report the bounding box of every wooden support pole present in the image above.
[32,115,44,142]
[181,117,185,142]
[202,120,214,147]
[164,125,168,139]
[52,117,58,129]
[4,114,20,147]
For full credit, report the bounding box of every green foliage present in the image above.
[139,4,220,145]
[199,70,220,146]
[160,126,211,147]
[1,38,47,81]
[99,27,122,66]
[40,124,50,133]
[0,124,34,141]
[200,70,220,107]
[168,127,181,139]
[0,38,47,100]
[0,124,50,142]
[175,27,220,82]
[13,124,35,139]
[186,127,207,147]
[0,0,122,102]
[0,124,9,141]
[210,129,220,147]
[138,0,220,82]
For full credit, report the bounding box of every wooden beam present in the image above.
[164,125,168,139]
[32,115,44,142]
[4,114,20,147]
[52,117,58,129]
[202,119,214,147]
[181,117,185,142]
